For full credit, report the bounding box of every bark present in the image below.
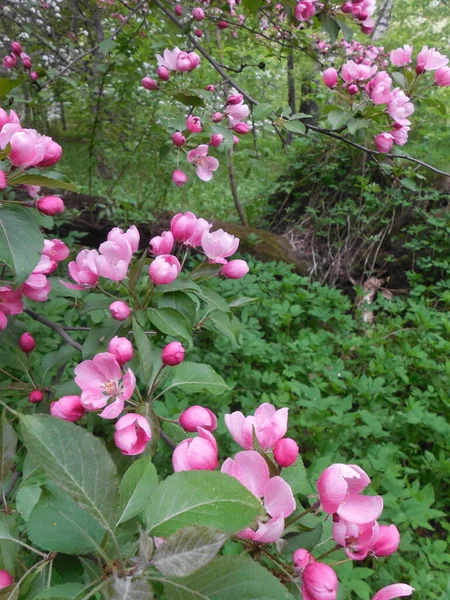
[371,0,394,41]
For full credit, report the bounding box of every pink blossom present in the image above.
[37,136,62,167]
[11,41,22,55]
[172,169,187,186]
[187,145,219,182]
[19,332,36,353]
[342,60,378,83]
[63,249,99,290]
[192,7,205,20]
[333,518,380,560]
[36,196,64,216]
[142,77,157,90]
[201,228,239,261]
[30,71,39,82]
[20,53,32,68]
[372,524,400,557]
[294,0,316,21]
[0,108,20,130]
[29,390,44,403]
[173,427,219,471]
[109,301,131,321]
[210,134,224,147]
[0,570,13,589]
[3,55,16,69]
[274,438,299,467]
[108,225,140,253]
[227,94,244,105]
[372,584,414,600]
[387,89,414,126]
[221,259,249,279]
[390,45,412,67]
[226,101,250,126]
[369,72,393,104]
[50,395,85,422]
[225,402,288,451]
[186,218,212,247]
[293,548,315,569]
[186,115,202,133]
[0,286,23,329]
[323,68,338,89]
[416,46,449,72]
[96,237,133,281]
[375,133,394,153]
[114,413,151,455]
[222,451,295,542]
[188,52,200,70]
[157,66,170,81]
[43,239,69,262]
[21,273,51,302]
[2,128,46,168]
[176,51,192,72]
[150,231,175,255]
[108,336,134,364]
[156,47,182,71]
[317,463,383,524]
[391,126,409,146]
[233,122,249,134]
[435,66,450,86]
[74,352,136,419]
[149,254,181,285]
[172,131,186,146]
[171,211,197,242]
[0,171,6,190]
[179,405,217,432]
[174,4,183,15]
[162,341,185,366]
[302,562,339,600]
[212,112,223,123]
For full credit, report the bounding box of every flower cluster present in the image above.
[1,40,39,81]
[141,47,200,90]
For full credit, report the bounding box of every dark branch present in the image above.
[25,309,83,352]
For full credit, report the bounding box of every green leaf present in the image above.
[283,120,306,134]
[148,307,192,344]
[104,576,154,599]
[242,0,264,11]
[290,113,312,120]
[203,311,238,346]
[192,288,230,312]
[190,264,222,281]
[15,482,42,521]
[20,414,118,528]
[283,525,323,554]
[172,93,205,108]
[228,297,257,308]
[146,471,263,537]
[81,293,112,314]
[41,344,77,386]
[0,77,25,100]
[400,177,419,191]
[163,362,228,396]
[0,205,44,284]
[153,279,202,294]
[0,513,20,572]
[346,118,370,136]
[320,13,341,43]
[154,526,228,577]
[117,457,158,526]
[252,103,274,120]
[162,556,294,600]
[34,583,86,599]
[281,457,312,495]
[10,173,77,192]
[82,318,124,358]
[391,72,407,88]
[99,39,117,54]
[327,109,353,131]
[158,292,197,325]
[0,413,17,483]
[27,487,106,554]
[132,319,154,388]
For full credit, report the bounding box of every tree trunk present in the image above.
[371,0,394,41]
[286,53,296,145]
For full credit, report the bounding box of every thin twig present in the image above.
[25,309,83,352]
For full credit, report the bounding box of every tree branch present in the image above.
[24,309,83,352]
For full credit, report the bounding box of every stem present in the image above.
[316,544,341,561]
[24,309,83,352]
[260,548,294,580]
[285,505,317,526]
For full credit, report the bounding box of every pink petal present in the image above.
[60,280,86,291]
[231,451,269,497]
[337,494,384,524]
[263,476,296,518]
[116,423,138,451]
[93,352,121,382]
[241,514,286,543]
[99,397,125,419]
[74,360,105,390]
[204,156,219,171]
[122,369,136,400]
[346,464,371,494]
[372,584,414,600]
[196,165,213,181]
[317,464,349,514]
[225,412,252,449]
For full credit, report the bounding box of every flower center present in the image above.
[103,380,118,395]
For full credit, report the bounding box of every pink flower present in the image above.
[233,123,250,134]
[20,53,32,69]
[293,548,315,569]
[43,239,69,262]
[333,518,380,560]
[174,4,183,15]
[391,126,409,146]
[36,196,64,216]
[4,128,46,168]
[221,259,249,279]
[176,51,193,72]
[150,231,175,255]
[149,254,181,285]
[96,237,133,281]
[157,66,170,81]
[342,60,378,83]
[21,273,51,302]
[172,427,219,471]
[372,524,400,557]
[107,225,140,253]
[210,133,224,147]
[435,66,450,86]
[0,108,20,130]
[387,89,414,126]
[0,171,6,190]
[109,301,131,320]
[171,211,197,242]
[172,169,187,186]
[186,115,202,133]
[186,218,212,247]
[74,352,136,419]
[222,451,295,542]
[0,569,13,589]
[187,145,219,182]
[225,402,288,451]
[108,336,134,364]
[390,45,412,67]
[317,463,383,524]
[416,46,448,72]
[0,286,23,329]
[323,68,338,88]
[172,132,186,146]
[37,136,62,167]
[227,94,244,105]
[201,228,239,261]
[114,413,151,455]
[29,390,44,403]
[142,77,157,90]
[375,133,394,153]
[274,438,299,467]
[188,52,200,70]
[212,112,223,123]
[162,341,185,366]
[11,41,22,55]
[302,562,339,600]
[3,55,16,69]
[50,395,85,422]
[156,47,182,71]
[226,101,250,126]
[295,0,316,21]
[372,584,414,600]
[369,72,393,104]
[179,405,217,432]
[63,249,99,290]
[192,7,205,20]
[19,332,36,353]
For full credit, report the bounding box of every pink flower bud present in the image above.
[149,254,181,285]
[347,83,359,95]
[108,336,134,364]
[149,231,175,255]
[375,133,394,153]
[20,52,32,69]
[0,171,7,190]
[179,405,217,432]
[361,22,374,34]
[372,584,414,600]
[211,112,223,123]
[11,41,22,55]
[174,4,183,15]
[210,133,224,147]
[30,71,39,81]
[206,84,215,92]
[0,570,13,590]
[50,395,85,422]
[341,1,352,12]
[188,52,200,70]
[195,29,203,37]
[142,76,157,90]
[157,66,170,81]
[172,427,218,471]
[415,63,425,75]
[274,438,299,467]
[372,524,400,557]
[114,413,151,455]
[293,548,315,569]
[217,21,228,29]
[19,332,36,353]
[36,196,64,216]
[233,135,240,145]
[233,122,249,134]
[171,211,197,242]
[221,259,248,279]
[186,115,202,133]
[37,138,62,167]
[162,341,185,366]
[435,66,450,86]
[109,300,131,321]
[176,51,192,72]
[172,169,187,187]
[302,562,339,600]
[192,7,205,20]
[172,131,186,146]
[29,390,44,403]
[323,67,338,88]
[2,55,16,69]
[227,93,243,105]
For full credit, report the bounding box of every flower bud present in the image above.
[274,438,299,467]
[172,131,186,146]
[361,23,374,34]
[36,196,64,216]
[233,135,240,145]
[180,405,217,432]
[415,63,425,75]
[195,29,203,37]
[341,2,352,13]
[157,66,170,81]
[176,51,192,72]
[149,255,181,285]
[30,71,39,81]
[109,300,131,321]
[293,548,314,569]
[172,427,218,471]
[302,562,339,600]
[108,336,134,364]
[114,413,151,455]
[211,112,223,123]
[174,4,183,15]
[186,115,202,133]
[192,7,205,20]
[0,171,7,190]
[29,389,44,403]
[162,341,185,366]
[227,93,243,105]
[435,66,450,87]
[372,524,400,557]
[347,83,359,95]
[221,259,249,279]
[375,133,394,153]
[11,41,22,55]
[20,52,32,69]
[149,231,175,255]
[322,67,338,89]
[210,133,224,147]
[233,122,249,134]
[206,84,215,92]
[188,52,200,70]
[171,211,197,242]
[38,139,63,167]
[172,169,187,187]
[142,76,157,90]
[0,570,13,590]
[19,332,36,353]
[50,395,85,421]
[217,21,228,29]
[3,56,16,69]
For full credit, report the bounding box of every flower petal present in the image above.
[337,494,384,524]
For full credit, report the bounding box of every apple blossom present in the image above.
[149,254,181,285]
[416,46,449,72]
[179,405,217,432]
[109,301,131,321]
[201,228,239,262]
[187,145,219,181]
[20,52,32,68]
[0,570,13,589]
[274,438,299,467]
[174,4,183,15]
[50,395,85,422]
[387,89,414,126]
[372,584,414,600]
[157,66,170,81]
[36,196,65,216]
[3,56,16,69]
[372,524,400,557]
[333,518,380,560]
[302,561,339,600]
[150,231,175,255]
[162,341,185,366]
[43,239,70,262]
[295,0,316,21]
[156,47,182,71]
[221,259,249,279]
[63,249,99,290]
[0,286,23,329]
[322,68,338,88]
[173,427,219,471]
[225,403,288,450]
[435,66,450,86]
[217,21,228,29]
[210,133,224,147]
[108,336,134,364]
[172,169,188,186]
[114,413,151,455]
[19,332,36,353]
[192,7,205,20]
[142,77,157,90]
[390,45,412,67]
[171,211,197,242]
[172,132,186,146]
[212,112,223,123]
[0,171,6,190]
[11,41,22,55]
[186,115,202,133]
[29,390,44,403]
[37,137,63,167]
[21,273,51,302]
[293,548,315,569]
[375,133,394,153]
[186,218,212,247]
